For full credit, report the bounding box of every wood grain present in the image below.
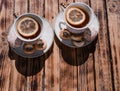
[8,0,28,91]
[106,0,120,90]
[0,0,119,91]
[58,0,78,91]
[44,0,60,91]
[74,0,95,91]
[14,0,28,16]
[91,0,113,91]
[0,0,13,91]
[9,58,28,91]
[0,0,28,91]
[26,0,45,91]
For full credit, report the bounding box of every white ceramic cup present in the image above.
[14,13,43,42]
[61,2,95,34]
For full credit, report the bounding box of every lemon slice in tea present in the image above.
[16,17,39,38]
[66,7,86,27]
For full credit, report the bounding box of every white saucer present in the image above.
[8,17,54,58]
[54,11,99,48]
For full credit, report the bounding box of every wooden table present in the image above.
[0,0,120,91]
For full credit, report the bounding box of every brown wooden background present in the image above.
[0,0,120,91]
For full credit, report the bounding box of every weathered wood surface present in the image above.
[0,0,119,91]
[106,0,120,91]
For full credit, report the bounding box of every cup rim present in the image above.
[64,2,94,31]
[14,13,43,42]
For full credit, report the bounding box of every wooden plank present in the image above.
[29,0,44,16]
[58,0,77,91]
[0,0,28,91]
[59,48,77,91]
[7,0,28,91]
[106,0,120,90]
[75,0,90,4]
[77,52,95,91]
[74,0,95,91]
[8,57,28,91]
[44,0,60,91]
[0,0,13,91]
[26,0,45,91]
[14,0,28,16]
[76,41,95,91]
[90,0,113,91]
[26,57,45,91]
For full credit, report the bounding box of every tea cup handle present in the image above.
[59,22,66,30]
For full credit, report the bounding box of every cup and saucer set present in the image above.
[54,2,99,48]
[8,13,54,58]
[7,2,99,58]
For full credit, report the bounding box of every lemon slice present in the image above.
[66,7,86,26]
[16,17,39,38]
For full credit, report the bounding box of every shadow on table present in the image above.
[8,44,53,76]
[55,35,98,66]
